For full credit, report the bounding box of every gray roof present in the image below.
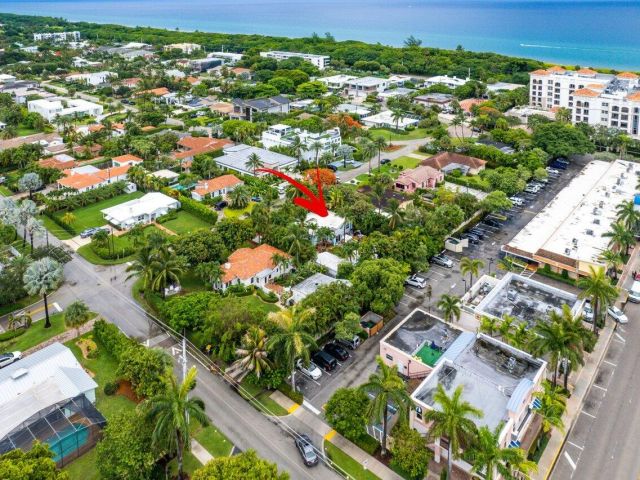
[217,144,296,175]
[233,95,290,110]
[384,309,462,356]
[291,273,350,303]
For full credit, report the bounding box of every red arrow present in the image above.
[256,168,328,217]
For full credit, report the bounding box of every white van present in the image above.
[628,281,640,303]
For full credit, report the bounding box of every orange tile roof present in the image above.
[186,76,200,85]
[58,173,104,190]
[194,174,242,197]
[138,87,170,96]
[38,156,77,170]
[422,152,486,170]
[572,88,600,98]
[112,123,126,130]
[222,244,289,283]
[112,154,143,164]
[121,77,141,87]
[586,83,605,89]
[626,92,640,102]
[174,137,233,160]
[88,124,105,133]
[617,72,639,79]
[231,67,251,75]
[547,66,566,73]
[458,98,484,113]
[577,68,597,76]
[95,164,131,181]
[531,69,550,76]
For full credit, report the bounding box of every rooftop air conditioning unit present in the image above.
[565,248,571,255]
[594,218,600,225]
[599,201,604,208]
[606,192,611,197]
[586,229,594,236]
[572,238,578,245]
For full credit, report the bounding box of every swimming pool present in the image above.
[45,423,90,462]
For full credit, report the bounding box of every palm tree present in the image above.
[328,188,345,210]
[467,425,537,480]
[459,257,485,289]
[226,327,272,383]
[23,257,64,329]
[145,367,209,480]
[533,381,566,434]
[599,249,623,280]
[577,265,618,334]
[228,185,251,209]
[194,261,223,289]
[437,294,461,323]
[245,152,264,175]
[359,356,413,456]
[425,384,483,480]
[391,109,404,132]
[61,211,76,226]
[267,307,317,392]
[602,221,634,256]
[151,248,186,298]
[373,136,388,169]
[498,315,515,339]
[64,300,91,335]
[615,200,640,232]
[310,141,323,167]
[497,256,520,273]
[126,246,157,289]
[290,136,308,166]
[479,316,500,337]
[359,138,378,174]
[387,198,404,230]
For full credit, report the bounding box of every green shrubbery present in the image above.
[0,328,26,342]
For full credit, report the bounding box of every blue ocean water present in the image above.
[2,0,640,70]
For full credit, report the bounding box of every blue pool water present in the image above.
[45,423,89,462]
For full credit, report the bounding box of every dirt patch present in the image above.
[385,144,403,152]
[117,380,144,404]
[76,338,98,359]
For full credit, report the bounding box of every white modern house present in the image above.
[346,77,391,98]
[306,211,351,245]
[260,51,330,70]
[362,110,419,130]
[101,192,180,230]
[261,124,342,162]
[217,144,297,176]
[28,98,103,122]
[65,71,117,86]
[422,74,469,89]
[318,74,358,91]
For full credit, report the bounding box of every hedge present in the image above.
[278,382,303,405]
[90,243,137,260]
[256,288,278,303]
[445,174,492,192]
[0,328,26,342]
[161,187,218,224]
[156,210,178,224]
[93,319,136,360]
[42,210,76,236]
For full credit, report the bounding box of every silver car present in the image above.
[405,274,427,289]
[432,254,454,268]
[607,306,629,324]
[0,351,22,369]
[296,359,322,380]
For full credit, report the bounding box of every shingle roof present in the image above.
[223,244,289,283]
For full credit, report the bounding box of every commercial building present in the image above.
[28,98,103,122]
[191,174,243,202]
[33,31,81,42]
[65,71,118,86]
[529,67,640,138]
[101,192,180,229]
[216,144,297,176]
[219,244,291,292]
[164,43,202,54]
[260,51,330,70]
[261,124,341,161]
[503,159,636,278]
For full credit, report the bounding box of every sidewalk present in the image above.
[534,245,639,479]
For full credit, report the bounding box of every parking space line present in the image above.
[592,383,607,392]
[564,452,577,470]
[567,441,584,451]
[615,332,626,343]
[581,410,597,419]
[603,360,617,367]
[302,400,321,415]
[430,270,445,277]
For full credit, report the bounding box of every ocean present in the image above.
[2,0,640,70]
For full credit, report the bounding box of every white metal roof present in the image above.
[101,192,178,223]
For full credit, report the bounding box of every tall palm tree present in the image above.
[391,109,404,132]
[373,136,388,169]
[387,198,404,230]
[289,136,308,166]
[145,367,209,480]
[533,381,566,434]
[599,249,623,280]
[615,200,640,232]
[359,356,413,456]
[310,141,323,167]
[267,307,317,392]
[23,257,64,329]
[228,185,251,209]
[479,316,499,337]
[126,246,157,289]
[359,138,378,174]
[437,294,461,323]
[425,384,483,480]
[460,257,485,289]
[577,265,618,333]
[194,261,223,289]
[245,152,264,175]
[226,327,272,382]
[151,248,186,298]
[602,221,635,256]
[467,425,537,480]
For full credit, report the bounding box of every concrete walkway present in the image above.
[191,439,214,465]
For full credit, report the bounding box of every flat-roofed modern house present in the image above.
[318,74,358,91]
[219,244,291,292]
[422,74,468,89]
[306,211,351,245]
[361,110,419,130]
[261,124,341,162]
[503,159,636,278]
[217,144,297,176]
[260,51,330,70]
[101,192,180,230]
[191,174,243,201]
[346,77,391,98]
[65,71,117,86]
[231,96,291,121]
[413,93,455,109]
[0,342,106,467]
[28,98,103,122]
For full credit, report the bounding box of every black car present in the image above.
[380,158,391,165]
[461,233,479,244]
[327,164,338,172]
[323,342,349,361]
[484,218,502,228]
[312,351,337,371]
[469,228,485,240]
[214,200,228,210]
[295,434,319,467]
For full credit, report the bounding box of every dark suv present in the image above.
[323,342,349,361]
[312,351,337,371]
[295,434,319,467]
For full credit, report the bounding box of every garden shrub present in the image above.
[255,288,278,303]
[277,382,303,405]
[90,244,136,260]
[0,328,26,342]
[155,210,178,224]
[104,380,119,396]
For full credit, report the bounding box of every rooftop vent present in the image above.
[565,248,572,255]
[11,368,28,380]
[506,356,517,373]
[594,218,600,225]
[586,229,594,236]
[599,201,604,208]
[572,238,578,245]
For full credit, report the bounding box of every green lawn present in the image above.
[161,210,215,234]
[52,191,146,235]
[77,225,165,265]
[223,202,255,219]
[369,128,429,141]
[391,156,423,169]
[0,185,12,197]
[237,294,280,316]
[240,379,289,416]
[63,448,100,480]
[40,214,74,240]
[0,312,67,352]
[0,294,40,317]
[193,424,233,457]
[324,441,381,480]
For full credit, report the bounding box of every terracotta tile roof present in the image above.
[222,244,289,283]
[72,144,102,156]
[231,67,251,75]
[194,174,242,197]
[211,102,234,114]
[617,72,639,79]
[174,137,233,160]
[422,151,487,171]
[186,76,200,85]
[141,126,156,132]
[576,68,597,76]
[458,98,484,113]
[88,124,105,133]
[396,165,442,185]
[38,155,77,170]
[586,83,605,89]
[531,69,550,76]
[58,173,104,190]
[547,66,566,73]
[95,164,131,181]
[121,77,141,87]
[112,123,126,130]
[112,154,143,164]
[572,88,600,98]
[138,87,170,96]
[626,92,640,102]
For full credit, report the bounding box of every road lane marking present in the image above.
[615,332,626,342]
[564,452,577,470]
[603,360,617,367]
[581,410,597,419]
[592,384,607,392]
[567,441,584,451]
[53,302,62,312]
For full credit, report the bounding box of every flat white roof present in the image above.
[349,76,389,87]
[151,169,180,179]
[363,110,419,127]
[101,192,178,223]
[306,211,346,230]
[505,160,637,269]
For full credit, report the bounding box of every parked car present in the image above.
[582,299,594,322]
[0,176,6,184]
[405,274,427,289]
[461,233,479,244]
[0,351,21,369]
[607,306,629,324]
[323,342,349,361]
[629,281,640,303]
[469,228,486,239]
[337,335,361,350]
[295,434,319,467]
[312,351,337,371]
[327,164,338,172]
[550,161,568,170]
[214,200,228,210]
[296,359,322,380]
[251,196,262,202]
[509,196,524,207]
[80,228,97,239]
[546,167,560,175]
[380,158,391,165]
[431,254,453,268]
[483,218,502,228]
[524,185,540,194]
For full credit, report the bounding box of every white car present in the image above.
[546,167,560,175]
[509,196,524,207]
[405,274,427,289]
[0,351,22,369]
[296,359,322,380]
[582,299,594,322]
[607,306,629,324]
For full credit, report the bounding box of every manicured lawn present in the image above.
[63,448,100,480]
[369,128,429,141]
[0,185,12,197]
[193,424,233,457]
[40,214,74,240]
[0,294,40,317]
[161,210,214,234]
[17,125,40,137]
[223,202,255,219]
[391,156,423,169]
[168,451,203,477]
[52,191,146,235]
[240,379,289,417]
[77,225,165,265]
[324,441,381,480]
[0,312,67,352]
[237,294,280,316]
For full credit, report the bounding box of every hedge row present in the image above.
[90,243,137,260]
[179,194,219,224]
[42,210,76,236]
[277,382,303,405]
[0,328,26,342]
[93,319,136,360]
[444,174,492,192]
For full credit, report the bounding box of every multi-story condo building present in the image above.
[259,51,330,70]
[164,43,202,54]
[261,124,341,161]
[529,67,640,138]
[33,31,81,42]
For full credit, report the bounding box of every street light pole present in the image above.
[489,257,494,275]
